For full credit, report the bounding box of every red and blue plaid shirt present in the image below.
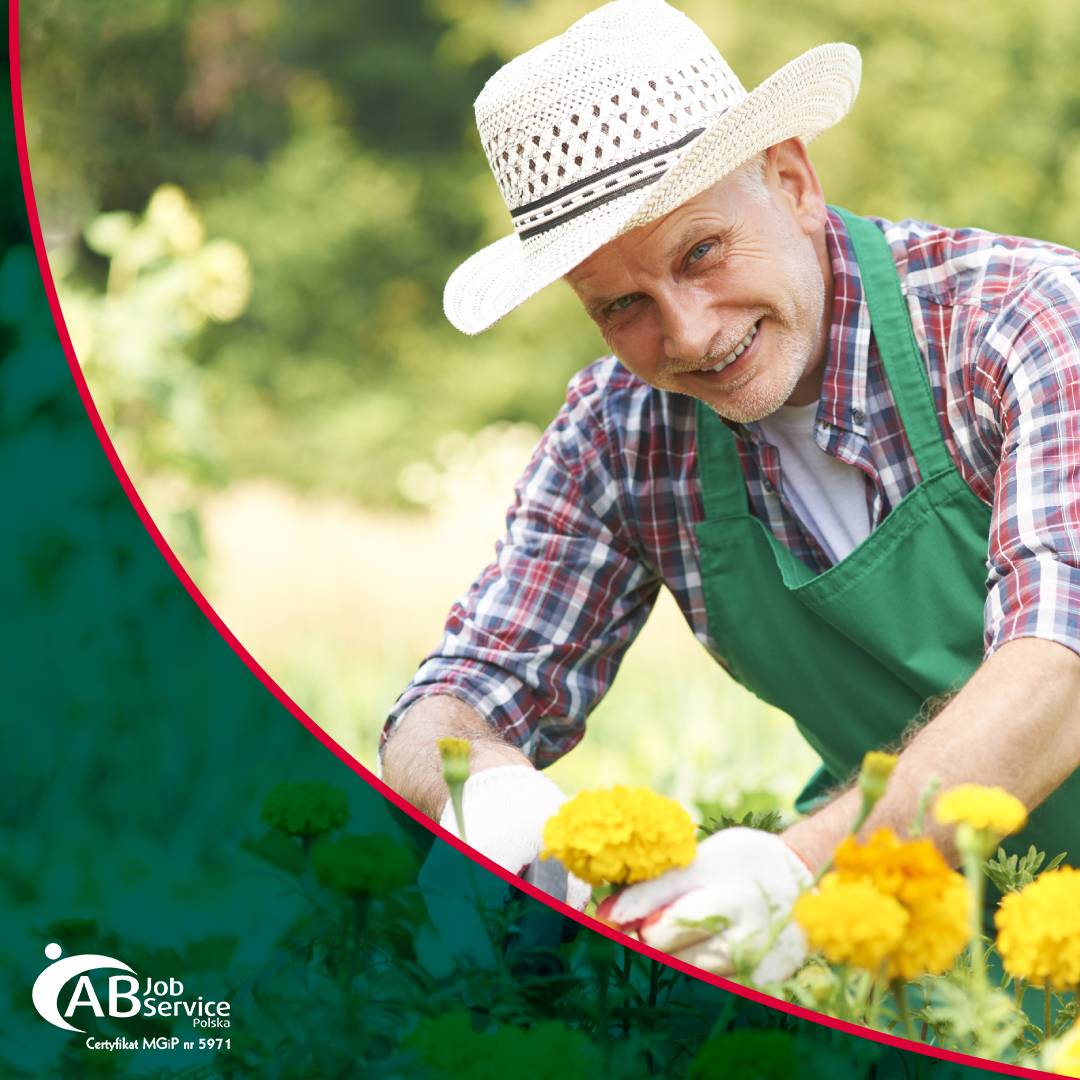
[382,209,1080,766]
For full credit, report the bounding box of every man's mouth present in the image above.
[696,319,762,382]
[708,320,760,372]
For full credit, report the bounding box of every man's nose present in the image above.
[658,293,716,365]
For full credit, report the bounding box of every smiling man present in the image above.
[565,143,830,421]
[380,0,1080,979]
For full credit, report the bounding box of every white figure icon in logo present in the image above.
[32,943,137,1033]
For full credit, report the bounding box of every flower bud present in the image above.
[858,751,898,808]
[436,737,472,786]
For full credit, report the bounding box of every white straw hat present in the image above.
[444,0,860,335]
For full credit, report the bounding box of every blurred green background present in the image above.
[20,0,1080,818]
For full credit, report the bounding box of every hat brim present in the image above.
[444,42,861,335]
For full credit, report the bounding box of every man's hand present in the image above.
[381,696,590,908]
[600,828,811,984]
[440,764,591,909]
[381,695,532,817]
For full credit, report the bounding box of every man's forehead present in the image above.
[566,186,740,291]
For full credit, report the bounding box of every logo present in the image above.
[32,943,231,1040]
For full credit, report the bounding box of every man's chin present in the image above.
[699,384,789,425]
[703,361,810,424]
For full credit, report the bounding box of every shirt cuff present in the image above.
[984,556,1080,662]
[378,659,585,769]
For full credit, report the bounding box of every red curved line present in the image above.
[6,7,1057,1077]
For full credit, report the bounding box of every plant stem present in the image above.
[892,979,918,1042]
[909,778,941,839]
[621,951,632,1037]
[866,967,889,1031]
[852,969,872,1025]
[448,782,467,844]
[961,849,987,991]
[1045,986,1052,1042]
[813,795,872,887]
[596,958,610,1052]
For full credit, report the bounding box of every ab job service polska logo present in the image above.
[32,942,231,1053]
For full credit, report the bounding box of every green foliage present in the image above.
[52,184,252,568]
[689,1029,795,1079]
[699,809,785,837]
[405,1011,602,1079]
[985,845,1068,895]
[918,976,1025,1062]
[26,0,1080,509]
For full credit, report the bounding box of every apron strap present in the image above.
[696,399,747,521]
[696,207,953,522]
[831,206,954,481]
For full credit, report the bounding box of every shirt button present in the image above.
[763,478,774,493]
[852,408,866,425]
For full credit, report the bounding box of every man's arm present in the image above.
[787,279,1080,871]
[378,361,660,800]
[784,638,1080,871]
[381,694,532,818]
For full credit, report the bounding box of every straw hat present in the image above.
[444,0,860,335]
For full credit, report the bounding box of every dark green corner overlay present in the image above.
[0,4,1043,1078]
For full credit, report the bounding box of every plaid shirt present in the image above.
[382,209,1080,766]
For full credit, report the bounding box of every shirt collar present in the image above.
[818,207,872,437]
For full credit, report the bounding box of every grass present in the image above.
[197,469,821,819]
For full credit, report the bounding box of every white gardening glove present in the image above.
[439,765,592,910]
[601,828,812,985]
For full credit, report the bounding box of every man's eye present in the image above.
[688,242,713,263]
[608,294,638,314]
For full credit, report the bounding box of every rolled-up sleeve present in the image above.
[380,364,660,767]
[983,270,1080,659]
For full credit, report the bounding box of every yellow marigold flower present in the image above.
[832,827,969,979]
[260,780,349,837]
[794,876,907,972]
[934,784,1027,836]
[541,786,696,887]
[996,867,1080,989]
[1047,1020,1080,1077]
[311,833,417,896]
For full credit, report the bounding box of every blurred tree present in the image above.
[19,0,1080,506]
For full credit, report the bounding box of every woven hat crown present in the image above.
[475,0,741,237]
[445,0,861,334]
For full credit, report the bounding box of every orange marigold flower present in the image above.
[832,827,969,979]
[888,874,970,981]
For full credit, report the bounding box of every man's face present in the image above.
[565,142,833,423]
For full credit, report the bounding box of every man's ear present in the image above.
[765,138,828,234]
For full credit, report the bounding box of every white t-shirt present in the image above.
[755,401,871,564]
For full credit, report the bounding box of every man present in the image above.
[380,0,1080,979]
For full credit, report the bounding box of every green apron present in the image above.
[694,207,1075,861]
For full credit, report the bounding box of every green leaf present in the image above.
[984,845,1068,893]
[241,830,305,876]
[699,809,785,837]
